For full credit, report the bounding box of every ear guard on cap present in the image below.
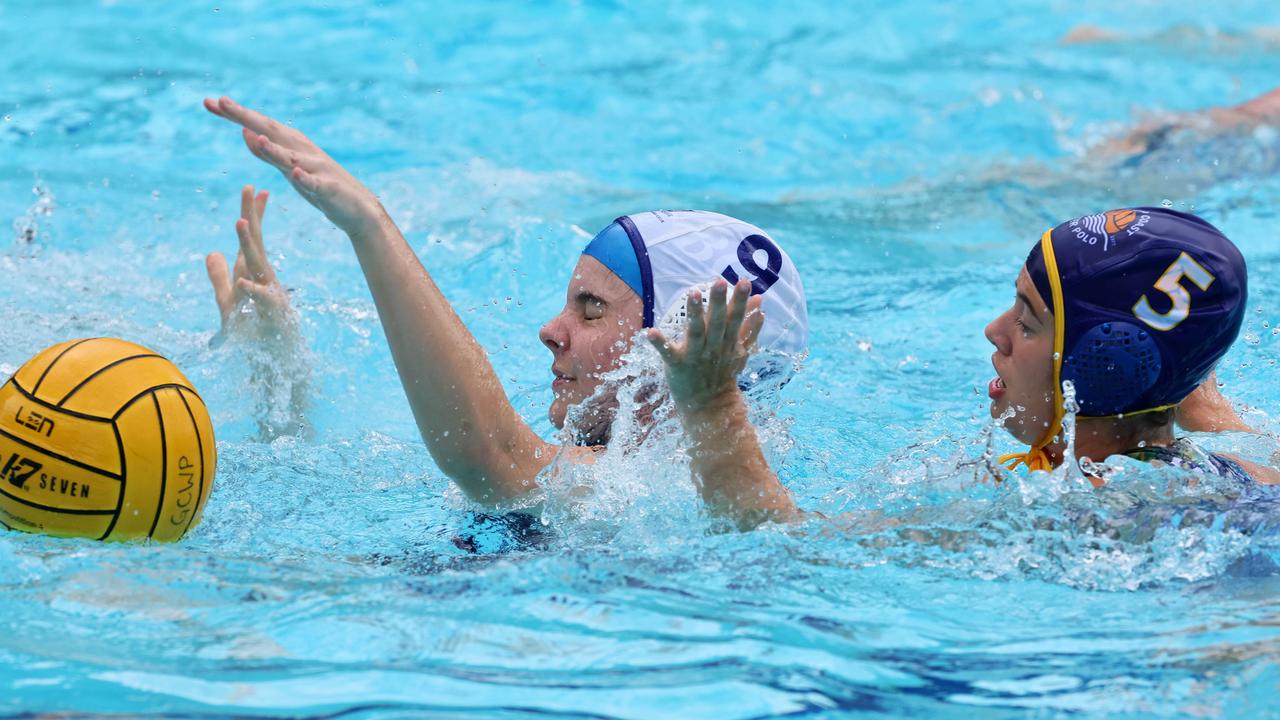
[656,281,715,331]
[1062,321,1162,416]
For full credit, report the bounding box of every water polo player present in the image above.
[650,207,1276,530]
[988,207,1274,483]
[202,97,807,510]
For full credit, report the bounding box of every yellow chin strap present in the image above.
[999,230,1066,474]
[997,231,1182,475]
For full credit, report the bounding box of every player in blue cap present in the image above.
[202,97,808,516]
[989,207,1264,482]
[650,207,1276,529]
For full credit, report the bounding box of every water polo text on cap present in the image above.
[1065,209,1151,251]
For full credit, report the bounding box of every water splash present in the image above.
[11,180,55,249]
[538,338,703,544]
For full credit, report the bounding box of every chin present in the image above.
[1001,409,1052,445]
[565,393,619,447]
[549,400,567,429]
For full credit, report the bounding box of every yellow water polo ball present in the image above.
[0,338,216,542]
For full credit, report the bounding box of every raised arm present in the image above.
[204,97,555,503]
[647,279,798,530]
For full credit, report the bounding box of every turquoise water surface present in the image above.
[3,1,1280,717]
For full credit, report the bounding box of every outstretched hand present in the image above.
[203,96,383,237]
[647,279,765,414]
[206,184,295,337]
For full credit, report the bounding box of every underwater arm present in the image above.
[648,279,798,530]
[206,184,311,438]
[204,97,556,504]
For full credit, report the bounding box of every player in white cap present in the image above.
[203,97,808,516]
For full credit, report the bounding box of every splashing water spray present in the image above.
[12,180,55,248]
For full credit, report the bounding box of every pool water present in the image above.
[3,1,1280,717]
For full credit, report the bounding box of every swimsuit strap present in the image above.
[1122,438,1254,484]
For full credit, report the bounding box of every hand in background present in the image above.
[206,184,311,440]
[206,184,296,339]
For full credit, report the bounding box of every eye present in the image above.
[584,303,605,321]
[1015,317,1032,336]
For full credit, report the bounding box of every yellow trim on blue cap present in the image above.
[1000,230,1065,473]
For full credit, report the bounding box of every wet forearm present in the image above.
[680,392,796,531]
[347,209,550,502]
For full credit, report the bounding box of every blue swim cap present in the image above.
[1002,207,1247,473]
[1025,207,1247,418]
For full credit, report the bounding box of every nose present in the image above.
[540,312,568,354]
[985,310,1012,356]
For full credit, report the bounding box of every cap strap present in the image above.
[1003,230,1067,473]
[1075,401,1179,421]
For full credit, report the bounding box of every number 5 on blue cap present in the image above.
[1132,252,1216,332]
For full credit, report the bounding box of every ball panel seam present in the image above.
[29,338,95,397]
[56,354,163,408]
[8,377,114,423]
[97,422,129,541]
[146,392,168,540]
[0,426,122,480]
[175,387,209,538]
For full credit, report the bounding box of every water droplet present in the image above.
[195,186,203,193]
[2,115,10,122]
[1161,198,1173,208]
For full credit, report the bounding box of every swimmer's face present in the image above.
[984,268,1057,445]
[539,255,645,437]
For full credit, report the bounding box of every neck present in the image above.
[1047,415,1176,467]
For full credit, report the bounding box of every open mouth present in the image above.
[988,376,1006,399]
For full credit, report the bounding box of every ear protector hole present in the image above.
[1062,321,1162,416]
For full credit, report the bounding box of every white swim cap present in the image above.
[582,210,809,379]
